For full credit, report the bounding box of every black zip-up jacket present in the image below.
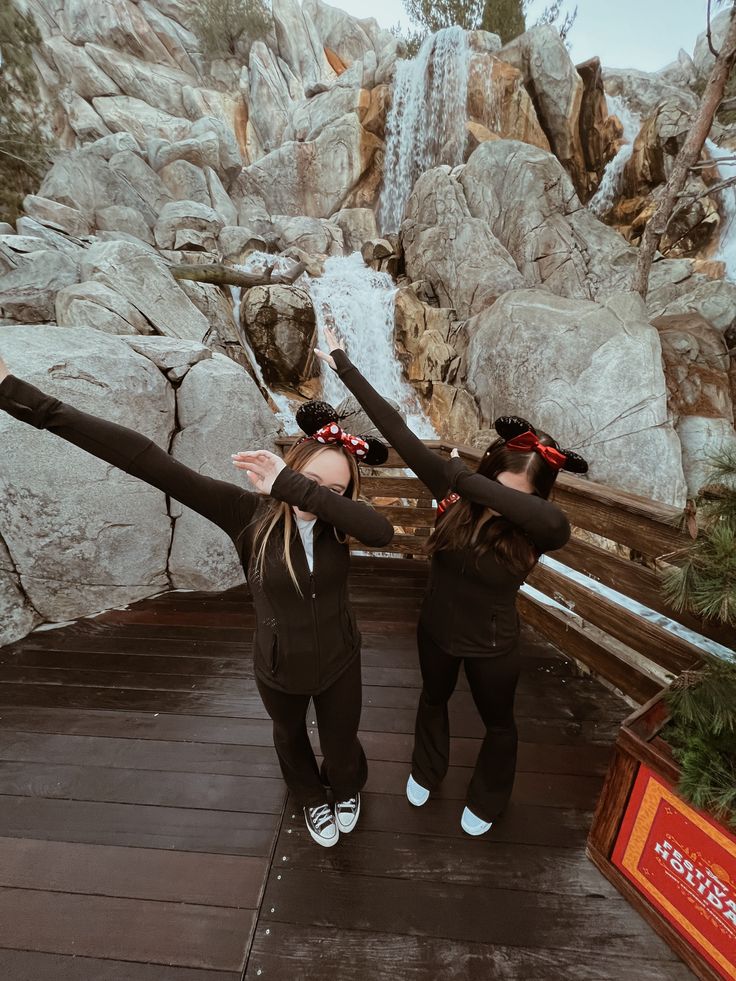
[0,373,394,693]
[332,349,571,658]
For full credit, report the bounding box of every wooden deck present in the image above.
[0,558,693,980]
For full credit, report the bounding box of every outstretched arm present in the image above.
[0,362,256,540]
[232,450,394,547]
[315,341,448,501]
[445,457,571,553]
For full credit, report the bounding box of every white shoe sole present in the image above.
[304,816,340,848]
[406,775,430,807]
[336,796,360,834]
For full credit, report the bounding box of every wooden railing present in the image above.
[277,438,733,703]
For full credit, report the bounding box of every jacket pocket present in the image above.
[269,633,279,676]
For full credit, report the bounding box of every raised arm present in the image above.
[445,457,570,553]
[328,349,449,501]
[270,467,394,547]
[0,369,255,541]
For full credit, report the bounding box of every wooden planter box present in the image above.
[588,692,736,979]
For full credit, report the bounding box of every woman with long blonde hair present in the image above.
[0,354,393,847]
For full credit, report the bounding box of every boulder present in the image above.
[148,132,220,173]
[272,0,335,95]
[649,279,736,333]
[56,281,153,334]
[119,335,213,376]
[0,251,79,322]
[92,96,192,144]
[304,0,375,64]
[94,205,155,244]
[602,67,698,119]
[623,96,694,195]
[108,150,174,222]
[0,537,39,649]
[241,284,318,385]
[14,217,86,258]
[80,239,210,341]
[465,289,687,506]
[272,215,344,256]
[86,131,143,159]
[43,35,121,100]
[468,55,549,151]
[247,42,293,155]
[159,159,211,204]
[0,326,173,620]
[239,113,382,219]
[85,44,191,117]
[62,0,176,66]
[204,167,238,226]
[153,200,226,251]
[678,416,736,497]
[168,354,281,589]
[22,195,93,237]
[362,83,390,140]
[401,166,524,318]
[60,91,111,141]
[138,0,200,76]
[499,26,586,194]
[332,207,378,252]
[284,77,369,143]
[190,116,243,185]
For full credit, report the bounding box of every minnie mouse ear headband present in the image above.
[295,400,389,467]
[493,416,588,474]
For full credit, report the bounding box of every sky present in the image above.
[331,0,715,73]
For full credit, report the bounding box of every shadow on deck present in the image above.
[0,558,693,980]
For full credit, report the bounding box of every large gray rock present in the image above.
[94,205,155,244]
[190,116,243,185]
[168,354,281,590]
[159,159,211,204]
[138,0,200,77]
[63,0,176,66]
[241,284,318,385]
[86,44,192,117]
[0,326,173,620]
[86,131,143,160]
[499,25,586,192]
[0,251,79,322]
[247,42,293,155]
[402,166,523,318]
[148,132,220,173]
[60,90,112,141]
[465,289,687,506]
[602,67,698,118]
[14,217,86,258]
[120,336,212,374]
[204,167,238,226]
[693,8,734,83]
[56,281,154,334]
[108,150,175,223]
[43,35,120,100]
[239,113,382,219]
[272,0,335,95]
[92,96,192,144]
[80,239,210,341]
[22,195,93,237]
[332,207,378,252]
[272,215,344,256]
[0,536,40,648]
[649,279,736,333]
[304,0,375,63]
[677,416,736,497]
[283,70,367,143]
[153,200,226,250]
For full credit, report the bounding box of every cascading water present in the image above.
[705,138,736,282]
[308,253,436,437]
[378,27,470,235]
[588,94,641,217]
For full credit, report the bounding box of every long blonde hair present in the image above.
[253,440,361,594]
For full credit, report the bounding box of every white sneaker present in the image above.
[461,806,493,836]
[335,793,360,833]
[406,774,430,807]
[304,803,339,847]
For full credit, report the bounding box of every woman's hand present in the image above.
[231,449,286,494]
[0,357,9,384]
[314,326,345,372]
[451,448,460,458]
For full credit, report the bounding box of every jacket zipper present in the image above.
[310,571,320,685]
[491,615,497,648]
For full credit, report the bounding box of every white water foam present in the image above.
[307,253,436,437]
[378,26,470,234]
[588,94,641,217]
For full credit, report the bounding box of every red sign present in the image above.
[612,765,736,979]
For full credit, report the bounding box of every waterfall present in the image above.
[378,27,470,235]
[705,139,736,283]
[588,94,641,218]
[308,253,436,438]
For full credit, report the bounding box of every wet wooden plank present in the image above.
[0,887,253,970]
[0,950,239,981]
[245,921,692,981]
[0,837,266,908]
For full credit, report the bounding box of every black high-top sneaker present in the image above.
[335,793,360,834]
[303,803,339,847]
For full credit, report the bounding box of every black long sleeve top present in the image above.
[0,373,394,692]
[332,349,571,657]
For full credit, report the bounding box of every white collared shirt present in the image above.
[295,515,317,573]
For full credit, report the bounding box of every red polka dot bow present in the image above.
[313,422,369,458]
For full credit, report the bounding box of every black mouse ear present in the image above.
[561,450,589,474]
[296,400,339,436]
[360,436,389,467]
[494,416,536,441]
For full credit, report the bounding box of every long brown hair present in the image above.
[253,440,361,594]
[426,435,560,578]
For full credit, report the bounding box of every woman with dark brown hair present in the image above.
[0,354,394,847]
[316,328,588,836]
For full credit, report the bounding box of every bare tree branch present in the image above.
[170,261,307,289]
